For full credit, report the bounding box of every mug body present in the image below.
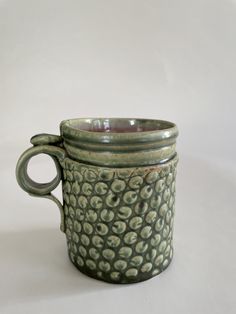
[59,118,178,283]
[61,154,177,283]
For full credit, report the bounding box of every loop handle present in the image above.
[16,134,66,232]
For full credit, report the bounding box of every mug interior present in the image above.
[67,118,174,133]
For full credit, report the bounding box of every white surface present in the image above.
[0,0,236,313]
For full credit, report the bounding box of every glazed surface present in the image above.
[61,155,178,283]
[60,118,178,167]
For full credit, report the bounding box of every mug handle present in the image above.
[16,134,66,233]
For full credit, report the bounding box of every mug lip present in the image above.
[60,117,178,144]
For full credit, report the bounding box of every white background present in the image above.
[0,0,236,313]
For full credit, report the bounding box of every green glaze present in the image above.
[16,118,178,284]
[60,118,178,167]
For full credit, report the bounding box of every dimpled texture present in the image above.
[61,155,178,283]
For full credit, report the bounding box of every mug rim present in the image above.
[60,117,178,144]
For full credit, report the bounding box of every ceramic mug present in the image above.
[16,118,178,284]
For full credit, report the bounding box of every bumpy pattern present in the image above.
[60,156,178,283]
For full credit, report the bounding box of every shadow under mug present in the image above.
[16,118,178,284]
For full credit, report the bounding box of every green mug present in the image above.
[16,118,178,284]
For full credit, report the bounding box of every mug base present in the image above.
[68,251,173,284]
